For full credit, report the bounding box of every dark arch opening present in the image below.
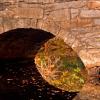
[0,28,77,100]
[0,28,54,59]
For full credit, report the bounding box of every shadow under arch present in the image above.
[0,28,78,100]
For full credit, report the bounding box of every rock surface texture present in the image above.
[0,0,100,100]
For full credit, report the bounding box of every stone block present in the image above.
[42,0,54,3]
[0,26,3,34]
[44,9,70,21]
[44,1,86,12]
[0,0,18,3]
[77,18,93,27]
[94,19,100,25]
[2,18,37,32]
[0,3,8,11]
[10,18,37,29]
[15,18,27,28]
[19,3,43,8]
[24,0,54,3]
[44,3,68,12]
[79,49,100,68]
[71,17,93,28]
[87,1,100,9]
[80,10,100,18]
[30,19,37,28]
[0,17,4,33]
[0,8,17,18]
[3,18,17,32]
[74,83,100,100]
[66,1,87,8]
[57,29,69,39]
[92,26,100,33]
[40,20,70,30]
[71,9,79,18]
[37,19,61,35]
[24,0,39,3]
[15,7,43,19]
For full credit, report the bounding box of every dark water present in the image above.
[0,58,77,100]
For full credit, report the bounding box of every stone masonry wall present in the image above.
[0,0,100,99]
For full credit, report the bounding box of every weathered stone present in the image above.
[74,83,100,100]
[42,0,54,3]
[18,3,43,8]
[71,17,93,28]
[66,1,87,8]
[0,7,43,19]
[79,50,94,67]
[24,0,39,3]
[57,29,69,40]
[3,18,37,31]
[9,18,37,29]
[44,3,68,12]
[80,10,100,18]
[79,49,100,69]
[40,20,70,30]
[3,18,17,32]
[64,32,76,47]
[44,1,87,12]
[14,18,28,28]
[87,1,100,9]
[76,32,100,49]
[15,7,43,19]
[38,18,71,36]
[0,3,8,11]
[55,0,79,3]
[94,19,100,25]
[0,26,3,33]
[44,9,70,21]
[60,21,70,30]
[92,26,100,33]
[0,8,16,18]
[24,0,55,3]
[0,18,3,33]
[86,38,100,48]
[0,0,99,99]
[84,32,100,39]
[71,39,83,53]
[30,19,37,28]
[0,17,3,23]
[37,20,61,35]
[71,27,93,34]
[0,0,18,3]
[71,9,79,18]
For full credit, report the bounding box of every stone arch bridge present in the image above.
[0,0,100,99]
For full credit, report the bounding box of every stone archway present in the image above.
[0,28,99,100]
[0,0,100,70]
[0,28,79,100]
[0,0,100,99]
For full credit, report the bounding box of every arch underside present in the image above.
[0,28,99,99]
[0,0,100,99]
[0,28,79,100]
